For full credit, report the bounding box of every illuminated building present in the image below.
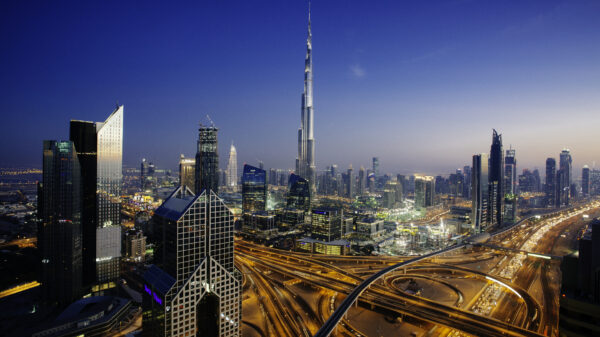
[178,155,195,192]
[195,125,219,195]
[143,187,241,337]
[287,173,310,211]
[141,158,155,191]
[125,230,146,262]
[558,149,572,206]
[545,158,557,207]
[462,166,471,199]
[582,165,590,196]
[504,148,516,195]
[488,129,504,227]
[472,153,489,233]
[241,164,267,214]
[226,142,237,190]
[70,105,123,291]
[296,3,316,192]
[297,208,347,255]
[344,165,354,199]
[414,175,435,209]
[38,140,82,306]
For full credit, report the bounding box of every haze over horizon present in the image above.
[1,0,599,175]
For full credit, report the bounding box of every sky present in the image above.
[1,0,599,176]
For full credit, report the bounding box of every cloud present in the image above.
[350,64,366,78]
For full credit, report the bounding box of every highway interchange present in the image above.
[236,200,600,337]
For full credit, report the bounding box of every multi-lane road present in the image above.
[237,199,600,337]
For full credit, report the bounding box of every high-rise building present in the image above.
[179,155,195,191]
[241,164,267,214]
[311,208,342,242]
[504,148,517,195]
[296,3,316,192]
[345,165,354,199]
[372,157,379,178]
[70,105,123,290]
[141,158,149,190]
[195,125,219,195]
[358,166,366,195]
[414,175,435,209]
[545,158,557,207]
[462,166,471,199]
[558,149,572,206]
[143,187,241,337]
[488,129,504,227]
[583,165,590,197]
[38,141,82,306]
[226,142,238,190]
[287,173,311,211]
[472,154,489,233]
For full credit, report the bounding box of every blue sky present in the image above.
[1,0,599,175]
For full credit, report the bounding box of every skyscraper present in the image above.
[345,165,354,199]
[141,158,149,190]
[241,164,267,214]
[38,141,82,306]
[296,3,316,192]
[70,105,123,290]
[488,129,504,227]
[358,166,366,195]
[195,124,219,195]
[504,148,517,195]
[414,175,435,209]
[545,158,557,207]
[178,155,195,191]
[287,173,311,212]
[472,153,489,233]
[583,165,590,196]
[559,149,572,206]
[143,187,241,337]
[372,157,379,178]
[226,142,238,189]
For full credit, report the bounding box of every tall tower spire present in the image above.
[297,0,316,193]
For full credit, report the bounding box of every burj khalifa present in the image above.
[296,1,316,192]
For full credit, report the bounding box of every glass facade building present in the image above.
[488,129,504,227]
[311,208,342,242]
[545,158,557,207]
[179,155,196,192]
[70,105,123,289]
[472,153,489,233]
[38,141,83,306]
[414,175,435,209]
[241,164,267,214]
[143,187,241,337]
[195,126,219,195]
[287,173,310,211]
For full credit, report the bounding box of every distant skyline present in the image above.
[1,0,599,175]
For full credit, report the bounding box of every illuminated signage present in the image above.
[144,284,163,306]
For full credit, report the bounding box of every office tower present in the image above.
[504,148,517,195]
[226,142,238,190]
[241,164,267,214]
[382,182,395,209]
[195,124,219,195]
[345,165,354,199]
[143,187,241,337]
[287,173,311,211]
[358,166,366,195]
[296,3,316,192]
[583,165,590,196]
[462,166,471,199]
[372,157,379,177]
[558,149,572,206]
[414,175,435,209]
[311,208,342,242]
[269,168,277,187]
[472,154,489,233]
[488,129,504,227]
[179,155,195,191]
[70,105,123,290]
[141,158,149,190]
[38,141,82,306]
[545,158,557,207]
[258,160,264,170]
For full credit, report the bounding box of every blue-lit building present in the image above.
[241,164,267,214]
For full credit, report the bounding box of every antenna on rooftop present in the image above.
[206,114,216,128]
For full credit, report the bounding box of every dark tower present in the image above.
[545,158,556,207]
[38,141,83,306]
[195,124,219,195]
[241,164,267,214]
[488,129,504,227]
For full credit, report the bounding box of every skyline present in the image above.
[2,0,600,174]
